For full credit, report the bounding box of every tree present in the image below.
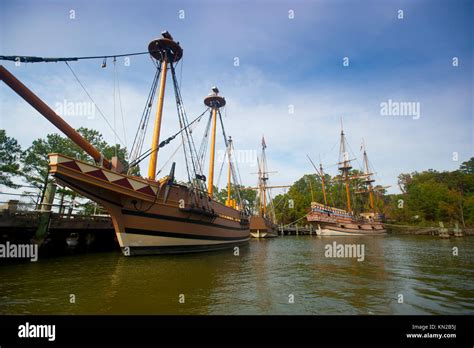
[0,130,22,188]
[22,127,131,188]
[273,174,323,225]
[22,133,75,190]
[460,157,474,175]
[215,185,257,211]
[271,168,384,225]
[397,173,413,194]
[21,127,133,212]
[386,165,474,227]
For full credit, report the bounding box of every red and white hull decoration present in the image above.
[49,154,250,255]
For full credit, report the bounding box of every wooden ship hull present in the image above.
[306,126,388,237]
[1,32,251,257]
[249,216,278,238]
[307,206,386,236]
[313,222,386,236]
[50,154,250,255]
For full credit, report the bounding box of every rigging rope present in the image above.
[114,58,128,152]
[1,51,149,64]
[216,146,227,189]
[169,61,204,187]
[64,61,126,147]
[128,107,209,169]
[281,213,309,228]
[129,65,161,166]
[156,118,202,177]
[197,111,212,171]
[216,109,245,209]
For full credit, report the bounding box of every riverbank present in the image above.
[386,223,474,236]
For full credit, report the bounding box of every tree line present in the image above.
[0,128,131,214]
[0,128,257,215]
[272,160,473,228]
[1,128,472,226]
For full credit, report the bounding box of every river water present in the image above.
[0,235,472,315]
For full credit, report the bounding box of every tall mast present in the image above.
[320,163,328,206]
[227,136,232,203]
[204,87,226,197]
[260,136,268,217]
[252,139,288,218]
[307,154,328,206]
[258,158,263,215]
[362,143,376,212]
[147,31,183,180]
[308,177,315,202]
[338,124,353,213]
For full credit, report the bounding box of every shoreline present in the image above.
[386,224,474,236]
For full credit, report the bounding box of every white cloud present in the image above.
[2,59,472,197]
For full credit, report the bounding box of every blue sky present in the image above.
[0,0,472,195]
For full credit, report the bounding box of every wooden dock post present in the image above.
[453,222,463,237]
[438,221,450,239]
[35,181,57,243]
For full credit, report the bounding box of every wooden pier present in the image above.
[278,224,315,236]
[0,207,116,254]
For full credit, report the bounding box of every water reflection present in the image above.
[0,236,472,314]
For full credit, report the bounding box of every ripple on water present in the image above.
[0,236,473,314]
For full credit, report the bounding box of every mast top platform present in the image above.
[148,31,183,62]
[204,86,226,108]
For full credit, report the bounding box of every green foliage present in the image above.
[21,127,131,189]
[0,130,22,188]
[459,157,474,175]
[214,185,257,210]
[273,170,376,225]
[272,158,474,227]
[77,200,105,216]
[20,128,134,214]
[386,158,474,227]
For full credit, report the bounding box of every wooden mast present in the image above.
[208,107,218,196]
[227,156,231,202]
[204,87,226,197]
[252,139,290,218]
[308,177,315,202]
[147,31,183,180]
[261,136,268,217]
[227,136,232,204]
[320,163,328,206]
[258,160,263,216]
[339,126,353,213]
[362,144,376,212]
[147,57,168,179]
[306,154,328,206]
[263,186,267,217]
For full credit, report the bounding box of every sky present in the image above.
[0,0,472,197]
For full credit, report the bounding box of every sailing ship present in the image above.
[249,137,289,238]
[306,126,387,236]
[0,32,250,255]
